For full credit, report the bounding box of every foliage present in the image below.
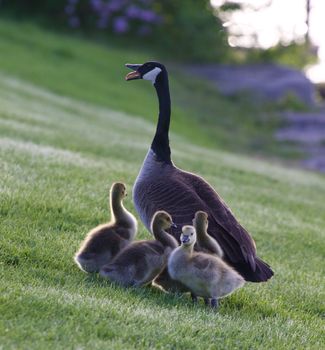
[155,0,228,62]
[0,0,229,62]
[238,42,317,69]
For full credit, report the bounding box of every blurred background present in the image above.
[0,0,324,172]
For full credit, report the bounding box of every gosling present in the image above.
[74,182,137,273]
[100,211,178,287]
[193,211,223,258]
[168,225,245,309]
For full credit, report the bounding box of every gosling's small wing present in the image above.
[83,225,122,256]
[191,254,220,280]
[191,254,213,270]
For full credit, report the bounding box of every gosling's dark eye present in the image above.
[190,233,193,236]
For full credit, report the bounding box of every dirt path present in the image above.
[186,64,325,174]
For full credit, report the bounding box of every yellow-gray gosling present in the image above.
[193,211,223,258]
[168,225,245,309]
[100,211,178,287]
[74,182,137,273]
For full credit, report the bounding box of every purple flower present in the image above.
[90,0,102,12]
[138,9,160,23]
[68,16,80,28]
[65,0,161,36]
[108,0,124,12]
[113,16,129,33]
[64,5,75,15]
[126,5,142,19]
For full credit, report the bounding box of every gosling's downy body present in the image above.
[193,211,223,258]
[168,225,245,308]
[74,182,137,273]
[100,211,178,287]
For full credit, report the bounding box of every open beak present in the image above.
[125,63,142,81]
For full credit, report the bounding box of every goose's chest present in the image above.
[133,150,173,226]
[134,150,169,184]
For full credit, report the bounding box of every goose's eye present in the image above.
[190,233,193,236]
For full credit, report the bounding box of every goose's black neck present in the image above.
[151,70,172,164]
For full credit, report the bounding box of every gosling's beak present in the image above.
[125,63,142,81]
[181,235,190,244]
[171,222,177,228]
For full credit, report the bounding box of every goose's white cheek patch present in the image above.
[143,67,162,84]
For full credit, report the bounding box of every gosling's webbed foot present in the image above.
[191,293,198,303]
[211,298,219,309]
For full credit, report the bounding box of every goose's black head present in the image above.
[125,61,166,85]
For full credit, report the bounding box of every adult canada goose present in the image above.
[74,182,137,273]
[168,225,245,308]
[100,211,178,287]
[125,62,273,282]
[193,211,223,258]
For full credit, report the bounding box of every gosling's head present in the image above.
[193,211,209,233]
[151,211,176,231]
[180,225,196,246]
[125,61,166,85]
[110,182,127,200]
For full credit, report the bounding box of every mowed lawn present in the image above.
[0,20,324,350]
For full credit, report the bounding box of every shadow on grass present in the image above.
[81,272,281,318]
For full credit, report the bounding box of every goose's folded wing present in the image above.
[181,170,257,269]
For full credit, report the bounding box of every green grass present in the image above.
[0,19,324,349]
[0,18,292,157]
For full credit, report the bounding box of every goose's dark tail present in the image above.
[232,256,274,282]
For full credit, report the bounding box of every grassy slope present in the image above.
[0,20,324,349]
[0,19,287,157]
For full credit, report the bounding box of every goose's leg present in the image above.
[191,292,198,303]
[211,298,219,309]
